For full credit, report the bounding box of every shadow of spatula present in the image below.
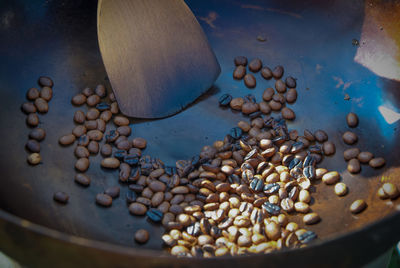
[97,0,221,119]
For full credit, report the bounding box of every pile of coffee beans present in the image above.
[21,76,53,165]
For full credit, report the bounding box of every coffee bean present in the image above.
[382,183,399,199]
[314,130,328,143]
[117,126,131,136]
[75,158,89,172]
[105,186,120,198]
[101,144,112,156]
[82,87,93,96]
[72,125,87,137]
[303,212,320,225]
[110,102,119,114]
[272,93,285,104]
[53,191,69,204]
[322,141,335,155]
[342,131,358,145]
[219,94,232,107]
[96,193,112,207]
[275,80,286,93]
[75,173,91,186]
[233,65,246,80]
[281,107,295,120]
[126,191,137,203]
[357,151,373,163]
[299,189,311,203]
[262,88,275,102]
[27,153,41,165]
[21,102,37,114]
[294,202,310,213]
[285,77,296,88]
[96,102,110,112]
[132,137,147,149]
[71,94,87,106]
[38,76,53,87]
[88,141,99,154]
[73,110,85,124]
[26,139,40,153]
[95,84,107,98]
[74,146,89,158]
[101,158,120,169]
[259,101,271,114]
[347,158,361,174]
[346,112,359,127]
[129,202,147,215]
[272,66,284,79]
[298,231,317,244]
[230,97,244,110]
[229,127,242,139]
[248,58,262,72]
[268,100,282,111]
[334,182,347,196]
[87,130,103,141]
[34,98,48,113]
[265,221,280,240]
[78,135,90,146]
[343,148,360,161]
[286,88,297,103]
[27,87,40,100]
[261,67,273,80]
[29,128,46,141]
[262,202,281,215]
[147,208,163,222]
[322,171,340,185]
[350,199,367,214]
[59,134,76,145]
[234,56,247,66]
[242,102,258,115]
[114,150,126,160]
[281,198,294,212]
[369,157,385,168]
[303,166,316,180]
[117,140,131,151]
[87,95,100,106]
[244,74,256,88]
[40,86,52,101]
[124,155,139,166]
[100,110,113,122]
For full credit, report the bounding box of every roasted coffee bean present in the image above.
[74,146,89,158]
[129,202,147,215]
[357,151,373,163]
[269,100,282,111]
[59,134,76,145]
[322,171,340,185]
[303,155,316,168]
[105,186,120,198]
[242,102,258,115]
[38,76,53,87]
[262,88,275,102]
[132,137,147,149]
[95,102,110,112]
[95,84,106,98]
[29,128,46,141]
[281,198,294,212]
[147,208,163,222]
[303,166,316,180]
[134,229,149,244]
[27,153,41,165]
[281,107,295,120]
[289,158,301,170]
[27,87,40,100]
[298,231,317,244]
[234,56,247,66]
[233,65,246,80]
[260,66,273,80]
[272,93,285,104]
[290,142,304,154]
[244,94,257,104]
[101,157,120,169]
[369,157,385,168]
[350,199,367,214]
[229,127,242,140]
[116,126,131,136]
[126,191,137,203]
[322,141,335,156]
[285,76,296,88]
[96,119,106,132]
[302,130,314,142]
[78,135,90,146]
[26,113,39,127]
[73,110,85,124]
[343,148,359,161]
[129,184,144,193]
[272,66,284,79]
[34,98,48,113]
[282,154,294,167]
[286,88,297,103]
[249,178,264,192]
[303,212,320,225]
[21,102,37,114]
[114,115,130,126]
[381,183,400,199]
[26,139,40,153]
[262,202,281,216]
[347,158,360,174]
[117,140,132,150]
[40,86,52,101]
[71,94,87,106]
[86,108,100,120]
[294,202,310,213]
[248,58,262,72]
[87,95,100,106]
[53,191,69,204]
[342,131,358,145]
[96,193,112,207]
[124,155,139,166]
[244,74,256,88]
[346,112,359,127]
[314,130,328,143]
[75,158,89,172]
[106,130,119,143]
[334,182,347,196]
[74,173,90,186]
[83,88,94,96]
[87,130,103,141]
[275,80,286,93]
[264,183,280,195]
[110,102,119,114]
[119,163,131,182]
[100,110,112,122]
[230,97,244,110]
[72,125,86,137]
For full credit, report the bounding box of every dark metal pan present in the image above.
[1,0,400,267]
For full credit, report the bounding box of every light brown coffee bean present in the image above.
[258,101,271,114]
[382,183,399,199]
[234,56,247,66]
[29,128,46,141]
[27,153,41,165]
[344,148,360,161]
[262,88,275,102]
[87,95,100,106]
[369,157,385,168]
[85,120,98,130]
[261,67,273,80]
[342,131,358,145]
[230,97,244,110]
[34,98,48,113]
[100,110,112,122]
[117,126,131,136]
[110,102,119,114]
[350,199,367,214]
[73,110,85,124]
[357,151,373,163]
[21,102,37,114]
[135,229,149,244]
[96,119,106,132]
[281,198,294,212]
[171,245,189,256]
[74,146,89,158]
[95,84,106,98]
[315,168,328,180]
[303,212,320,225]
[233,65,246,80]
[334,182,348,196]
[75,173,90,186]
[314,130,328,143]
[71,94,87,106]
[346,112,359,127]
[322,171,340,185]
[72,125,86,137]
[286,88,297,103]
[40,86,52,101]
[101,157,120,169]
[59,134,76,145]
[244,74,256,88]
[265,221,280,240]
[242,102,258,114]
[272,66,284,79]
[38,76,53,87]
[281,107,295,120]
[101,144,112,156]
[275,80,286,93]
[117,140,132,150]
[272,93,285,104]
[149,181,166,192]
[88,141,99,154]
[75,158,89,172]
[87,130,103,141]
[129,202,147,215]
[27,87,40,100]
[133,137,147,149]
[238,121,251,132]
[26,139,40,153]
[86,108,99,120]
[323,141,335,155]
[248,58,262,72]
[152,192,164,207]
[96,193,112,207]
[114,116,129,126]
[269,100,282,111]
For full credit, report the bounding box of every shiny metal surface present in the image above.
[0,0,400,267]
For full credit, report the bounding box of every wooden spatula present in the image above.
[97,0,221,118]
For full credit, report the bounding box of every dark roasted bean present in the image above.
[53,191,69,204]
[303,166,316,180]
[40,86,52,101]
[82,87,94,96]
[248,58,262,72]
[298,231,317,243]
[244,94,257,103]
[26,139,40,153]
[346,112,359,128]
[96,102,110,111]
[303,155,316,168]
[101,157,120,169]
[147,208,163,222]
[229,127,242,140]
[369,157,385,168]
[264,183,280,195]
[26,113,39,127]
[261,66,273,80]
[244,74,256,88]
[96,193,112,207]
[75,173,90,186]
[71,94,87,106]
[124,154,139,166]
[29,128,46,141]
[27,87,40,100]
[105,186,120,198]
[134,229,149,244]
[289,158,301,170]
[219,94,232,107]
[347,158,361,174]
[272,66,284,79]
[78,135,90,146]
[21,102,37,114]
[290,142,304,154]
[314,130,328,143]
[342,131,358,145]
[114,149,127,160]
[285,76,297,88]
[262,202,281,216]
[250,178,264,192]
[88,141,99,154]
[233,65,246,80]
[129,184,144,193]
[59,134,76,146]
[74,146,89,158]
[34,98,48,113]
[234,56,247,66]
[282,154,294,167]
[308,145,322,154]
[38,76,53,87]
[95,84,107,97]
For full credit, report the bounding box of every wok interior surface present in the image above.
[0,0,400,266]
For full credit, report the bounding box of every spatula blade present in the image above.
[97,0,221,118]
